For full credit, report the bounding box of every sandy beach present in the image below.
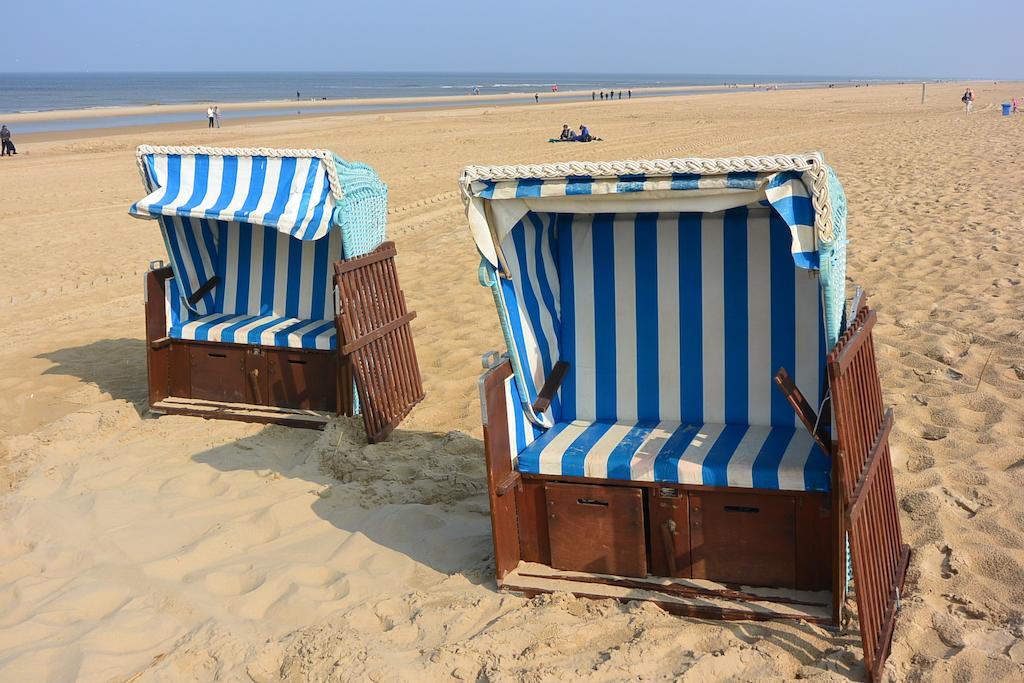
[2,81,1024,681]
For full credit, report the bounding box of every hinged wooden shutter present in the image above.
[827,305,910,682]
[334,242,424,442]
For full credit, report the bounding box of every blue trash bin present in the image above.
[1002,103,1012,116]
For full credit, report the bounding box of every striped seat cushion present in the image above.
[517,419,829,492]
[170,312,336,350]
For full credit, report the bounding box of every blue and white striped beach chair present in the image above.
[131,145,388,426]
[465,153,861,626]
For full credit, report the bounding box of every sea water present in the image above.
[0,71,907,133]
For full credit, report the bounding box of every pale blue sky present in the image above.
[4,1,1021,78]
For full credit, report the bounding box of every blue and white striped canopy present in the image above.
[463,164,823,271]
[130,148,340,240]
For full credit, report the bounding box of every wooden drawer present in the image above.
[690,491,796,588]
[267,349,337,411]
[188,345,266,404]
[545,482,647,578]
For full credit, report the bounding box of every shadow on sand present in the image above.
[37,338,149,408]
[187,419,858,677]
[190,419,494,579]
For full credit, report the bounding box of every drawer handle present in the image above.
[248,369,263,404]
[577,498,609,507]
[287,359,307,365]
[660,520,679,575]
[724,505,760,514]
[208,352,227,358]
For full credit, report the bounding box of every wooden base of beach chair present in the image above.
[500,562,833,624]
[144,242,424,441]
[480,358,843,626]
[504,475,835,588]
[144,267,354,430]
[151,397,334,429]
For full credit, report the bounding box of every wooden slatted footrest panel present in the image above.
[334,242,425,442]
[501,562,833,624]
[152,397,333,429]
[828,305,910,682]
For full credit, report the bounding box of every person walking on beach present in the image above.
[296,90,301,101]
[213,106,222,128]
[534,93,539,103]
[592,91,595,101]
[0,125,14,156]
[962,88,974,114]
[628,89,631,99]
[207,106,215,127]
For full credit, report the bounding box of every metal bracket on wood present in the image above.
[850,286,867,318]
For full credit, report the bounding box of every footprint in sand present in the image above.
[201,566,267,596]
[157,469,230,498]
[0,536,36,560]
[286,565,343,588]
[34,582,133,625]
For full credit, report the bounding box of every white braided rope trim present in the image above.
[459,153,834,243]
[134,145,344,201]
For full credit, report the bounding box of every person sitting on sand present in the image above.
[576,124,593,142]
[559,124,573,141]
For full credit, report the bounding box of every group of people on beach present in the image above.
[591,90,630,101]
[1,125,15,156]
[206,106,222,128]
[558,123,596,142]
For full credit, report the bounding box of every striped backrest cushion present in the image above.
[159,215,219,316]
[158,215,342,322]
[216,222,341,320]
[499,207,826,428]
[500,212,562,419]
